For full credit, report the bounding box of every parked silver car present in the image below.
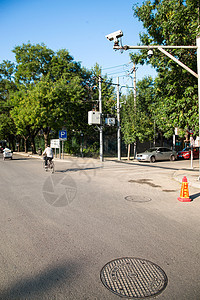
[136,147,177,163]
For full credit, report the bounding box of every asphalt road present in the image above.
[0,154,200,300]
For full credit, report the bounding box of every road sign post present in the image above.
[59,130,67,159]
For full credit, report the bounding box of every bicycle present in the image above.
[43,156,55,173]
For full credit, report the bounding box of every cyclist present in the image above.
[42,145,53,167]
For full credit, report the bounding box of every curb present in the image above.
[173,169,200,189]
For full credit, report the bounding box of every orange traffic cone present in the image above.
[177,176,192,202]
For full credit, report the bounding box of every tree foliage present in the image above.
[121,76,154,145]
[0,61,17,143]
[132,0,199,138]
[0,43,116,154]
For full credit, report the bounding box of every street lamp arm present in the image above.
[113,44,198,78]
[157,46,198,78]
[113,45,197,50]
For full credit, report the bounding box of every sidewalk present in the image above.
[14,152,200,189]
[172,167,200,189]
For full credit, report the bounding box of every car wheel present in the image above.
[170,155,175,161]
[150,156,156,163]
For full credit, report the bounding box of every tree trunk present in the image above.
[23,137,29,153]
[31,135,36,154]
[43,132,48,148]
[11,139,15,152]
[43,127,51,148]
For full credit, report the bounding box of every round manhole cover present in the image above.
[125,195,152,203]
[100,257,168,299]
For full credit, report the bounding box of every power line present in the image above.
[102,62,131,71]
[106,70,129,76]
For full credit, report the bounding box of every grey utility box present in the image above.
[88,111,102,125]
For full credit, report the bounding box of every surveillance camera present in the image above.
[105,30,123,45]
[148,49,153,58]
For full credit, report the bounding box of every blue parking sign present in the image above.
[59,130,67,140]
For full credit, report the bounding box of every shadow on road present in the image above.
[0,261,79,299]
[190,192,200,201]
[11,157,32,161]
[56,166,102,173]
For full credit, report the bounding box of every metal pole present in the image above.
[114,45,197,50]
[62,140,64,159]
[133,63,137,158]
[191,144,193,170]
[158,46,198,78]
[196,35,200,180]
[117,77,121,160]
[99,75,103,162]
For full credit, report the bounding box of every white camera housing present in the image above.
[106,30,123,43]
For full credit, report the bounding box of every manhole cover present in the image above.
[125,195,152,203]
[100,257,168,299]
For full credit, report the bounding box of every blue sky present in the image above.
[0,0,156,86]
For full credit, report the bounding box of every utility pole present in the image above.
[133,63,137,158]
[99,75,103,162]
[117,77,121,161]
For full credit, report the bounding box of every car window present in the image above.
[146,148,157,152]
[162,148,170,152]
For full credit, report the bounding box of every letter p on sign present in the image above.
[59,130,67,140]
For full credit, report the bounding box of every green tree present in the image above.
[0,61,17,148]
[121,76,154,153]
[90,63,116,114]
[132,0,199,138]
[12,43,89,149]
[13,43,54,85]
[7,43,116,155]
[10,88,41,152]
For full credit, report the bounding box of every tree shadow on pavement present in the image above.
[56,166,102,173]
[11,157,32,161]
[0,261,79,299]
